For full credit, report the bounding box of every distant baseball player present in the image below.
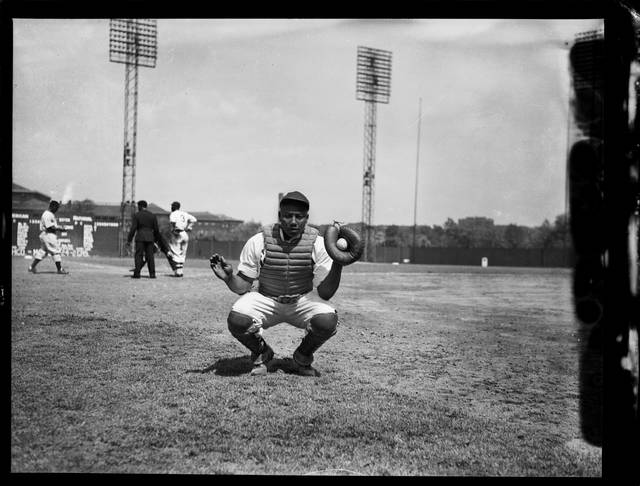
[166,201,197,277]
[209,191,348,377]
[28,200,69,275]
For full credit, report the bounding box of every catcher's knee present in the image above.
[227,310,257,336]
[309,312,338,338]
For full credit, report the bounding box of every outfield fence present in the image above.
[188,239,573,268]
[374,246,573,268]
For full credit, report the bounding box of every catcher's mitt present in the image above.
[323,222,364,265]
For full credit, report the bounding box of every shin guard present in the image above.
[294,312,338,365]
[227,310,268,355]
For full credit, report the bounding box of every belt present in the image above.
[264,294,303,304]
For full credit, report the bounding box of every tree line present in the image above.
[61,199,570,250]
[218,214,571,250]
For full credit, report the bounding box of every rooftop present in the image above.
[12,182,242,222]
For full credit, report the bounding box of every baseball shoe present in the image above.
[250,346,274,376]
[295,365,319,377]
[131,274,141,279]
[293,349,319,377]
[57,269,69,275]
[28,266,36,274]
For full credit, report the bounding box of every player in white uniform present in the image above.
[28,200,69,275]
[166,201,197,277]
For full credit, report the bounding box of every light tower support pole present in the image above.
[356,46,392,262]
[362,100,377,261]
[109,19,157,257]
[120,59,139,257]
[412,97,422,263]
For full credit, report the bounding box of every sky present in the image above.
[12,18,604,228]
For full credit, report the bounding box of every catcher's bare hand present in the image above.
[210,253,233,281]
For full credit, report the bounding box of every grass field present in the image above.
[10,255,602,476]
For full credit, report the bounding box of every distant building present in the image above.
[12,183,50,206]
[189,211,243,240]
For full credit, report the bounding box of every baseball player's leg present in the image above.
[180,234,189,274]
[173,233,188,276]
[52,252,67,274]
[227,292,279,375]
[34,233,67,274]
[29,234,49,272]
[145,242,156,277]
[156,234,173,271]
[290,298,338,375]
[157,235,170,255]
[168,233,184,276]
[164,246,177,272]
[133,243,144,278]
[174,262,184,277]
[47,236,67,274]
[29,247,45,272]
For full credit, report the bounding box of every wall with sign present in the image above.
[11,212,121,257]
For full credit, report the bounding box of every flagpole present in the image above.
[412,97,422,263]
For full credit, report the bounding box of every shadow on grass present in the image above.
[186,356,300,376]
[122,273,174,278]
[124,268,176,278]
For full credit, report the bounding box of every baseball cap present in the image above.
[279,191,309,210]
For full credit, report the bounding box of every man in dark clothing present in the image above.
[126,200,161,279]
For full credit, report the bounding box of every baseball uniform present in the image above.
[167,209,197,276]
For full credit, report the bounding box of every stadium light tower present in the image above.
[356,46,392,262]
[109,19,157,257]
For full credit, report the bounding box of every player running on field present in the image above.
[209,191,344,377]
[28,200,69,275]
[166,201,197,277]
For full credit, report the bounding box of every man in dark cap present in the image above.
[210,190,344,377]
[126,200,162,279]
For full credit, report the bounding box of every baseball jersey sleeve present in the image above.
[312,236,333,287]
[186,212,197,231]
[236,233,264,280]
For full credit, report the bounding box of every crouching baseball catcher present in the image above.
[209,191,363,377]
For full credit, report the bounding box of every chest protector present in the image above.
[259,224,318,297]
